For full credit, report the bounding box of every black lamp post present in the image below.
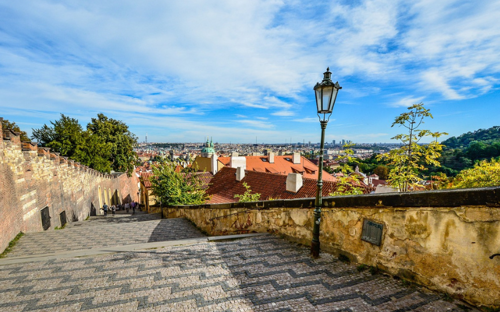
[137,191,140,211]
[311,67,342,258]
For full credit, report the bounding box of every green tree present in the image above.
[329,143,364,196]
[451,158,500,189]
[151,161,208,206]
[31,113,137,175]
[378,103,447,192]
[74,131,113,173]
[373,165,389,180]
[2,119,29,142]
[32,114,84,159]
[87,114,138,175]
[234,182,261,202]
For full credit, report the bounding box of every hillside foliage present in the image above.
[441,126,500,148]
[426,125,500,177]
[451,158,500,189]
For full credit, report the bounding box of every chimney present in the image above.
[269,152,275,164]
[292,152,301,164]
[211,152,218,175]
[230,156,246,170]
[236,167,245,181]
[286,173,303,193]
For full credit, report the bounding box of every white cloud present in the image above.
[291,117,319,123]
[392,96,426,108]
[1,0,500,142]
[271,111,295,117]
[237,119,274,129]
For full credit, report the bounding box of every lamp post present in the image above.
[311,67,342,258]
[137,191,140,211]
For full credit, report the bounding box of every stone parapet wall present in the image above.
[166,187,500,308]
[0,127,139,253]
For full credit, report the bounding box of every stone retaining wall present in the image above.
[0,120,139,253]
[166,187,500,308]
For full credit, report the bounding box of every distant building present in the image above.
[200,138,215,157]
[218,153,336,182]
[192,138,225,174]
[206,167,369,204]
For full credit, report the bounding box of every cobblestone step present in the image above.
[6,217,205,258]
[66,210,162,228]
[0,236,477,311]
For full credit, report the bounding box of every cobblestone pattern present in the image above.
[65,211,164,228]
[0,236,475,311]
[6,214,204,258]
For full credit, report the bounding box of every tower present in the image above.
[201,137,215,158]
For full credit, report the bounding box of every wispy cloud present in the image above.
[0,0,499,143]
[392,96,426,107]
[237,119,274,129]
[271,111,295,117]
[292,117,318,123]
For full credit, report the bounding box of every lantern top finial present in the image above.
[323,68,332,82]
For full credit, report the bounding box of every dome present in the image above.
[201,138,215,157]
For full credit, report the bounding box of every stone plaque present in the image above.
[361,219,384,246]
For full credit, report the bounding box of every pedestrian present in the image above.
[103,204,108,216]
[132,201,136,215]
[111,205,116,215]
[125,202,130,214]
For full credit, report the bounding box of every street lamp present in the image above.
[137,191,140,210]
[311,67,342,258]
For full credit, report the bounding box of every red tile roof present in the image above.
[187,172,214,189]
[372,179,387,187]
[140,172,153,188]
[206,167,368,204]
[218,155,336,182]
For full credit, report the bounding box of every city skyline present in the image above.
[1,1,499,143]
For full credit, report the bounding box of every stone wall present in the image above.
[165,187,500,308]
[0,121,139,253]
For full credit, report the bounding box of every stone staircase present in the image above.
[5,211,205,258]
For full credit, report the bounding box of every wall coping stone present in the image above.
[172,186,500,209]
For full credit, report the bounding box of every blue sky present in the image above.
[0,0,499,144]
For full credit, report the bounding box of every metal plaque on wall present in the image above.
[361,219,384,246]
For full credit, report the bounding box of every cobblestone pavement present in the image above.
[6,213,205,258]
[65,211,164,228]
[0,235,477,311]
